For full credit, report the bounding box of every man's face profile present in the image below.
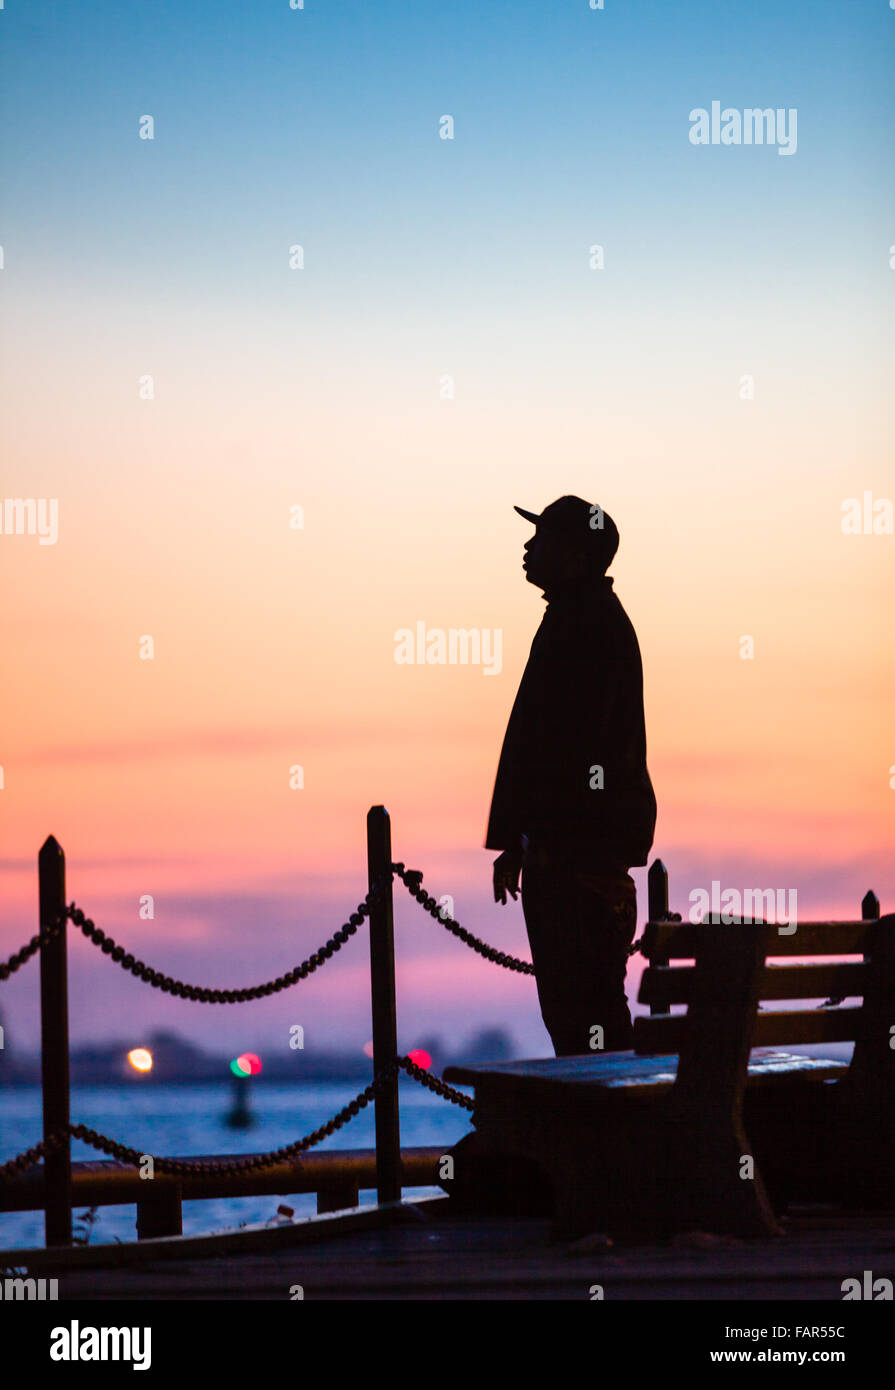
[522,526,587,592]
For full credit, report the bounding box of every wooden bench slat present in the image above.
[642,920,875,959]
[635,1006,862,1052]
[444,1049,845,1092]
[748,1009,863,1046]
[444,1053,669,1086]
[639,961,867,1006]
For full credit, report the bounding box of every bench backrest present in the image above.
[631,907,895,1121]
[634,913,885,1054]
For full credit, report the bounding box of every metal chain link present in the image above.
[0,1131,68,1182]
[4,860,589,988]
[62,881,386,1003]
[65,1064,402,1176]
[391,863,535,974]
[0,1056,472,1183]
[398,1055,475,1111]
[0,1071,394,1180]
[0,915,66,982]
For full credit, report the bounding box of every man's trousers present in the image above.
[521,847,638,1056]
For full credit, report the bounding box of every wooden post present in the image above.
[860,889,879,998]
[665,920,779,1235]
[647,858,670,1018]
[39,835,72,1247]
[842,906,895,1199]
[367,806,401,1205]
[316,1179,360,1214]
[647,858,668,922]
[136,1186,183,1240]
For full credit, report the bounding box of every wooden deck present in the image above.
[8,1197,894,1300]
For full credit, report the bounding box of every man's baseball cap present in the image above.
[514,494,620,568]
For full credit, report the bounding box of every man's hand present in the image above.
[493,848,523,905]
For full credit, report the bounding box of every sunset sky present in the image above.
[1,0,892,1060]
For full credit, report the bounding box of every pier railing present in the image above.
[0,806,532,1248]
[4,807,871,1251]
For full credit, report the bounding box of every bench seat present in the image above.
[445,1048,845,1094]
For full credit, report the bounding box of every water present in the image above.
[0,1081,473,1251]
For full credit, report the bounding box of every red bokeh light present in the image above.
[407,1048,431,1071]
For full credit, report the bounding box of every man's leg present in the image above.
[521,852,637,1056]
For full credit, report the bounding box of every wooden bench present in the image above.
[443,907,895,1238]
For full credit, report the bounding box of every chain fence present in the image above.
[0,853,856,1197]
[0,1054,473,1184]
[0,915,66,982]
[0,860,503,1190]
[0,861,485,1192]
[391,862,536,973]
[62,881,388,1002]
[2,865,539,988]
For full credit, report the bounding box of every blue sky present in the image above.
[3,1,893,302]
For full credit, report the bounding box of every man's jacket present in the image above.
[485,576,657,868]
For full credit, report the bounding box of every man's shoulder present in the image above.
[544,592,639,657]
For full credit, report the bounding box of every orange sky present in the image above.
[3,385,892,995]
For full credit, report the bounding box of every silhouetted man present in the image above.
[486,496,657,1055]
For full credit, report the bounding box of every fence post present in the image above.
[39,835,72,1247]
[136,1185,183,1240]
[366,805,401,1205]
[861,890,879,983]
[647,858,668,922]
[647,858,670,1018]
